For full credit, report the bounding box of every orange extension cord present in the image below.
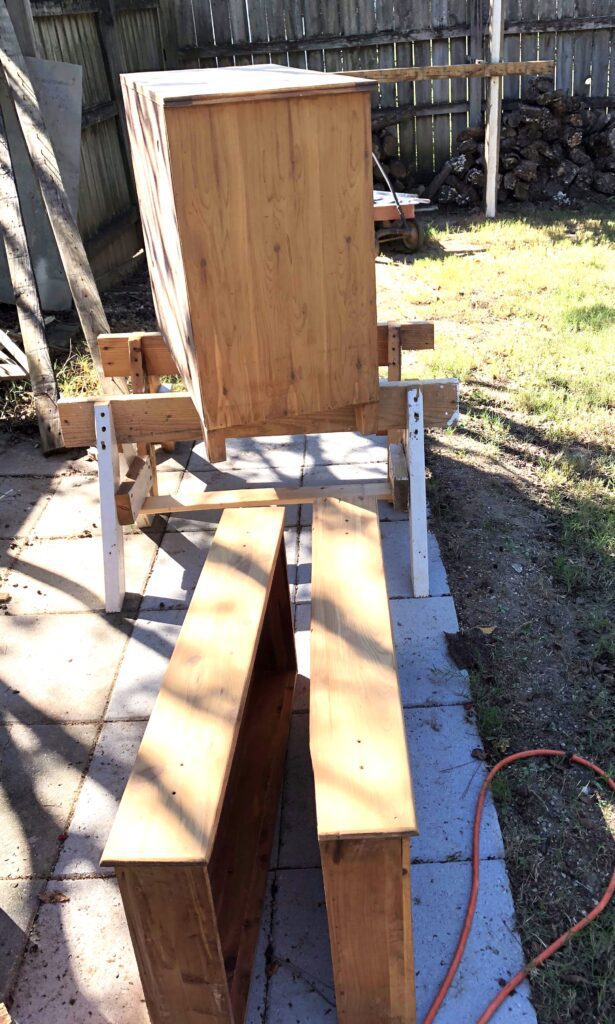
[424,749,615,1024]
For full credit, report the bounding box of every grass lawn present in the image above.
[378,205,614,1024]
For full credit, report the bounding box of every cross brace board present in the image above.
[58,380,458,448]
[339,59,554,82]
[97,322,435,378]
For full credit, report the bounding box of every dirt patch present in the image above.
[427,391,614,1024]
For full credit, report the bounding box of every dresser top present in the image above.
[121,63,373,107]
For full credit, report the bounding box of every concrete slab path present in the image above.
[0,429,537,1023]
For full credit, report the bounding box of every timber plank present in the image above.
[310,497,416,841]
[136,482,392,520]
[339,59,555,81]
[59,379,459,447]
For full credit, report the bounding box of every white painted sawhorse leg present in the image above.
[406,387,429,597]
[95,400,126,613]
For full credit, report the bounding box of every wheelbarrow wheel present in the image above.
[401,221,424,253]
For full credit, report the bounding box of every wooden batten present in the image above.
[59,379,458,448]
[97,322,435,379]
[340,59,555,82]
[124,482,393,524]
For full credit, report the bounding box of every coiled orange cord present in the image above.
[424,749,615,1024]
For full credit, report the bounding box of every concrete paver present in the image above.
[34,473,180,539]
[10,878,148,1024]
[382,521,450,597]
[54,722,146,879]
[105,609,185,721]
[411,860,535,1023]
[278,713,319,870]
[3,532,161,614]
[0,437,95,477]
[0,880,44,998]
[406,705,504,863]
[142,527,297,610]
[305,431,386,467]
[391,596,470,707]
[0,723,97,878]
[167,466,300,530]
[0,476,57,539]
[292,601,310,712]
[190,435,305,473]
[264,861,534,1024]
[32,474,102,538]
[155,439,193,473]
[0,614,131,724]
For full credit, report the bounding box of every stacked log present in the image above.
[431,76,615,207]
[372,127,420,193]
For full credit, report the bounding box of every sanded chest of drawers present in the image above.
[121,65,379,451]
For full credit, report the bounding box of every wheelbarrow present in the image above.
[373,153,431,255]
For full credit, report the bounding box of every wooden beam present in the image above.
[388,442,409,513]
[59,380,459,448]
[338,59,554,82]
[310,496,417,840]
[0,106,62,450]
[116,454,155,525]
[126,482,393,523]
[97,322,435,378]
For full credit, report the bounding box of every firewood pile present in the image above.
[372,127,417,193]
[429,76,615,207]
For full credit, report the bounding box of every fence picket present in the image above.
[414,0,435,180]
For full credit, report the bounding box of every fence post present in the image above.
[469,0,484,126]
[484,0,504,217]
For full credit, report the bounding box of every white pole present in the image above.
[485,0,504,218]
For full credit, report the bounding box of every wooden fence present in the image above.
[29,0,173,286]
[26,0,615,282]
[176,0,615,179]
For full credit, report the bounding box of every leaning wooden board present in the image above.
[121,65,379,453]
